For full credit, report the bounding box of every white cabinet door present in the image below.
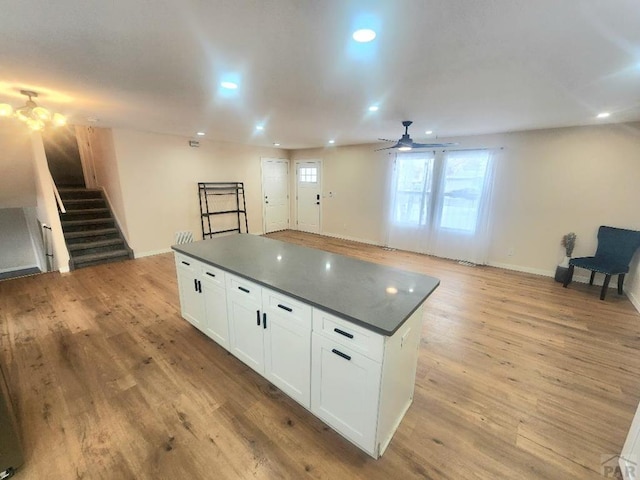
[201,269,229,349]
[311,332,382,455]
[262,289,312,408]
[227,276,264,375]
[175,257,205,330]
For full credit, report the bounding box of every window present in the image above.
[439,151,490,233]
[299,167,318,183]
[392,154,433,225]
[388,149,496,264]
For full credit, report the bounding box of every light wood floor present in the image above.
[1,230,639,479]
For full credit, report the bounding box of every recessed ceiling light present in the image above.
[596,112,610,119]
[273,142,281,147]
[368,105,379,112]
[220,81,238,90]
[256,125,264,131]
[328,139,335,144]
[425,130,433,135]
[196,131,205,136]
[352,29,376,43]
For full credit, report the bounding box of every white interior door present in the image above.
[261,158,290,233]
[296,160,321,234]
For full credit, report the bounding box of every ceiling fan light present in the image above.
[26,118,45,131]
[52,113,67,127]
[0,104,13,117]
[16,107,32,123]
[398,146,412,151]
[32,106,52,121]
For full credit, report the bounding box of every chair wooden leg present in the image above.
[563,265,574,288]
[589,271,596,285]
[618,274,625,295]
[600,274,611,300]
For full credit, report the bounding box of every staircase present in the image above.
[58,188,133,270]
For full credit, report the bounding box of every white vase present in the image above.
[559,256,570,268]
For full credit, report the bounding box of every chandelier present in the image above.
[0,90,67,131]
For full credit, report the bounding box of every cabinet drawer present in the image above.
[312,309,385,362]
[200,264,225,288]
[226,274,262,303]
[175,252,199,273]
[262,289,312,330]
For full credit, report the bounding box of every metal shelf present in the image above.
[198,182,249,238]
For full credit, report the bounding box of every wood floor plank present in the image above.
[0,230,639,479]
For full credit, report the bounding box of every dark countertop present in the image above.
[172,235,440,336]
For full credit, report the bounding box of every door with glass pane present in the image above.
[296,160,321,233]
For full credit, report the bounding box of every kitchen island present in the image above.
[172,234,439,457]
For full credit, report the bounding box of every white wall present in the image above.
[0,124,36,208]
[109,129,288,256]
[0,208,38,272]
[84,127,131,243]
[31,133,70,273]
[290,146,390,245]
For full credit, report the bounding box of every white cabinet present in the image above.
[262,290,312,407]
[175,253,229,348]
[174,252,425,458]
[226,275,265,374]
[311,332,382,454]
[226,273,312,408]
[311,306,423,458]
[175,254,205,329]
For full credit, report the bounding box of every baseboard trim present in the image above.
[0,264,39,274]
[320,230,383,247]
[628,289,640,314]
[134,248,172,259]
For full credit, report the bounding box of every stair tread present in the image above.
[68,239,124,251]
[64,228,119,239]
[62,218,114,226]
[72,250,131,263]
[63,208,110,215]
[63,198,104,204]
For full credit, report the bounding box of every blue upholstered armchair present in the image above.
[563,226,640,300]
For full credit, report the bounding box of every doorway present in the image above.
[42,126,85,188]
[295,159,322,234]
[261,158,290,234]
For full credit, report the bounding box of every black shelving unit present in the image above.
[198,182,249,239]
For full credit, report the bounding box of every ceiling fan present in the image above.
[376,121,457,151]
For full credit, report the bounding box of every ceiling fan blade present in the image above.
[412,142,459,148]
[378,138,396,143]
[374,145,399,151]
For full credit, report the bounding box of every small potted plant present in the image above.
[555,232,576,282]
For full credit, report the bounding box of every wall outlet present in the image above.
[507,247,515,257]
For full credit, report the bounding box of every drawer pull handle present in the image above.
[263,312,267,329]
[332,349,351,361]
[277,304,293,312]
[193,279,198,292]
[182,261,191,266]
[333,328,354,339]
[205,272,216,277]
[238,286,250,293]
[256,310,261,326]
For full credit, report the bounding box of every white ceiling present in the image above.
[1,0,639,149]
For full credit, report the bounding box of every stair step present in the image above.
[61,218,115,227]
[63,198,105,205]
[72,249,131,265]
[62,208,110,215]
[68,239,124,252]
[64,228,119,239]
